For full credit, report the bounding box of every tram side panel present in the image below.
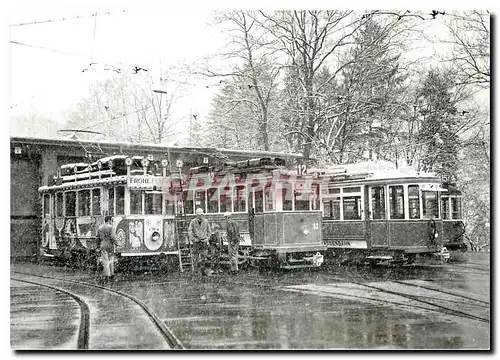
[442,220,467,251]
[113,215,178,254]
[252,211,324,250]
[386,220,443,252]
[322,221,367,249]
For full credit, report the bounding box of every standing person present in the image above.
[224,212,240,273]
[97,216,118,282]
[188,208,213,276]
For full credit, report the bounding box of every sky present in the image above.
[8,2,230,141]
[6,1,493,144]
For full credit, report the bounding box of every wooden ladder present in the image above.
[176,214,193,273]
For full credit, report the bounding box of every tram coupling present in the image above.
[302,252,325,267]
[438,247,450,262]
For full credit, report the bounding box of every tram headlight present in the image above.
[141,158,150,168]
[161,159,169,167]
[108,160,113,169]
[435,232,439,238]
[125,157,133,166]
[97,161,103,170]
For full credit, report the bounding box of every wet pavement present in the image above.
[11,251,490,350]
[10,280,80,350]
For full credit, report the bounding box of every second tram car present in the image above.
[313,161,460,264]
[178,157,326,269]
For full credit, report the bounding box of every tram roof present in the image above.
[10,136,304,159]
[318,160,443,182]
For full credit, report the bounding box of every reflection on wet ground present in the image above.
[10,280,79,349]
[11,252,490,350]
[114,254,489,349]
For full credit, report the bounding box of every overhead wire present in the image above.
[10,40,87,57]
[9,10,126,27]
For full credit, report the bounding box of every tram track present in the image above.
[390,280,489,305]
[11,271,184,350]
[450,263,489,272]
[314,275,490,324]
[222,272,489,324]
[11,277,90,349]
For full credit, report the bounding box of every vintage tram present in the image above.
[179,157,326,269]
[312,161,462,264]
[39,154,326,270]
[38,155,180,268]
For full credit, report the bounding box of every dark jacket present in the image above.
[97,223,116,252]
[188,218,212,242]
[226,220,240,244]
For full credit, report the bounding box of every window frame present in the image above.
[65,190,77,217]
[321,186,363,221]
[388,185,405,220]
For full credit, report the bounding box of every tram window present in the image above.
[408,185,420,219]
[247,190,254,212]
[165,198,175,215]
[389,186,404,219]
[234,185,246,212]
[451,197,462,219]
[328,187,340,195]
[311,184,320,210]
[265,187,275,211]
[207,188,218,213]
[343,187,361,193]
[343,196,361,220]
[145,193,162,215]
[282,183,293,211]
[323,201,332,218]
[323,198,340,219]
[294,184,310,211]
[43,194,50,216]
[184,190,195,214]
[65,191,76,217]
[116,186,125,215]
[332,198,341,220]
[92,189,101,215]
[108,188,115,215]
[219,187,232,213]
[130,190,142,215]
[56,192,64,217]
[371,186,385,220]
[422,191,438,219]
[441,197,450,220]
[195,189,206,213]
[78,190,91,216]
[254,189,264,213]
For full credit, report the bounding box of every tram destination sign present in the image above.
[324,239,368,248]
[127,175,164,190]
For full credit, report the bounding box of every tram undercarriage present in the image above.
[325,247,450,266]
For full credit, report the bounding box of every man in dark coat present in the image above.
[97,215,118,281]
[188,208,213,276]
